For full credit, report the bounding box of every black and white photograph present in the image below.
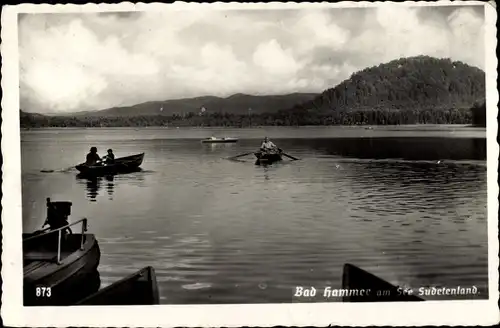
[1,1,498,327]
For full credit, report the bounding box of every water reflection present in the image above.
[277,137,487,161]
[76,174,115,202]
[202,142,237,153]
[75,169,147,202]
[106,178,114,199]
[262,166,271,181]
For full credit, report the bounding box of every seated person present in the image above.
[103,149,115,164]
[85,147,101,166]
[260,137,280,153]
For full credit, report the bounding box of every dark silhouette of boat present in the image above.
[201,137,238,143]
[23,199,101,306]
[75,153,144,176]
[341,263,424,302]
[23,197,161,305]
[254,151,283,165]
[77,266,159,305]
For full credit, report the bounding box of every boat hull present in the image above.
[77,266,159,305]
[341,263,424,302]
[254,152,283,165]
[75,153,144,176]
[23,233,101,306]
[201,139,238,143]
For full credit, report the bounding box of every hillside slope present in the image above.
[19,56,487,127]
[291,56,485,113]
[87,93,318,117]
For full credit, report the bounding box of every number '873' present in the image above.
[35,287,52,297]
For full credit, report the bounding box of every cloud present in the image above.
[18,5,485,113]
[253,39,300,76]
[447,7,485,68]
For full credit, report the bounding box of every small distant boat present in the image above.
[23,199,101,306]
[341,263,424,302]
[254,151,283,165]
[201,137,238,144]
[77,266,159,305]
[75,153,145,176]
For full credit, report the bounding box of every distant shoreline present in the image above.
[20,123,484,130]
[20,106,486,128]
[20,56,486,129]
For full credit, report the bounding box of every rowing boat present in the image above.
[201,137,238,143]
[24,198,160,306]
[23,199,101,306]
[77,266,159,305]
[254,151,283,165]
[341,263,424,302]
[75,153,145,176]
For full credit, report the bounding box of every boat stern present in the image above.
[23,233,101,306]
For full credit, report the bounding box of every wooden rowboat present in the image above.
[75,153,144,176]
[341,263,424,302]
[23,198,160,306]
[23,199,101,306]
[254,151,283,165]
[77,266,160,305]
[201,137,238,143]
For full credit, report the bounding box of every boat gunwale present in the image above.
[254,151,283,162]
[76,266,159,305]
[24,233,99,284]
[341,263,425,302]
[75,152,145,172]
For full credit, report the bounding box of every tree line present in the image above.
[20,106,485,128]
[470,100,486,127]
[20,56,487,128]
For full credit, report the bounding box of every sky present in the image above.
[18,4,486,113]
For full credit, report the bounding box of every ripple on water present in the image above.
[21,131,488,303]
[182,282,213,290]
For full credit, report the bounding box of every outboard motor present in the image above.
[43,197,73,233]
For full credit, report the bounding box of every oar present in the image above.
[228,152,253,160]
[41,158,106,173]
[40,165,74,173]
[281,152,300,161]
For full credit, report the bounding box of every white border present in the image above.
[2,1,498,327]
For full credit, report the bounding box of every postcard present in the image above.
[2,1,498,327]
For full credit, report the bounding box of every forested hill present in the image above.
[20,56,487,127]
[75,93,318,117]
[290,56,485,113]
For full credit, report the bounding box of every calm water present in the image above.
[21,126,489,303]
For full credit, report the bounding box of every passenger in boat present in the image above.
[260,137,280,153]
[85,147,101,166]
[103,149,115,164]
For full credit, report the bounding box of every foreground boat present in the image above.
[75,153,145,176]
[254,151,283,165]
[341,263,424,302]
[201,137,238,143]
[23,199,101,306]
[77,266,159,305]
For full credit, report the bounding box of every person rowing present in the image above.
[85,147,102,166]
[260,137,281,154]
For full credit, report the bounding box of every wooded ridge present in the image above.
[20,56,486,127]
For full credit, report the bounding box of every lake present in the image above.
[21,125,489,303]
